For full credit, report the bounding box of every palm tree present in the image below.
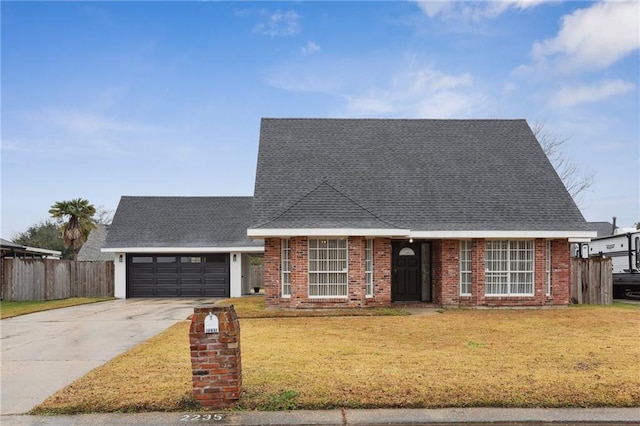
[49,198,97,260]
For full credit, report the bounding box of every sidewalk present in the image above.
[1,407,639,425]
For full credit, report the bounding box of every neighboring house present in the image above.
[77,224,112,261]
[586,221,615,238]
[0,238,62,259]
[248,118,595,308]
[102,196,263,298]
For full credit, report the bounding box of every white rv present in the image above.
[588,229,640,274]
[588,229,640,300]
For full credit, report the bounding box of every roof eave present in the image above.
[247,228,410,238]
[101,246,264,253]
[247,228,596,241]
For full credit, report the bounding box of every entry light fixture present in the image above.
[119,254,123,263]
[233,254,237,262]
[409,238,413,243]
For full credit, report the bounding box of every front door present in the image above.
[392,242,421,301]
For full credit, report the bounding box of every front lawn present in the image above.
[0,297,114,319]
[31,301,640,413]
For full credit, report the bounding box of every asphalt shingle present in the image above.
[250,118,588,232]
[104,196,262,249]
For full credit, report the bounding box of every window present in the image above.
[308,238,348,297]
[281,239,291,297]
[545,240,552,296]
[365,239,374,297]
[460,240,472,296]
[399,247,415,256]
[485,240,534,296]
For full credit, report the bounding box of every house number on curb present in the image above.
[179,414,224,421]
[204,312,219,334]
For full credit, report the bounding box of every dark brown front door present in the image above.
[392,242,421,301]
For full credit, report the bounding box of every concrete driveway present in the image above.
[1,298,220,415]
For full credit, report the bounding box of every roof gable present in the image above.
[250,118,588,232]
[257,180,397,229]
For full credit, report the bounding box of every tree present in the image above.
[532,122,594,207]
[94,205,114,225]
[12,221,74,259]
[48,198,97,261]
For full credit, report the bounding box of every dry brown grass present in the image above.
[32,302,640,413]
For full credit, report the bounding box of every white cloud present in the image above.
[301,41,320,55]
[532,1,640,71]
[415,0,546,21]
[345,66,482,118]
[549,79,635,107]
[264,57,483,118]
[253,10,301,37]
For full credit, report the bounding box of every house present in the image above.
[102,196,263,298]
[0,238,62,259]
[77,224,113,261]
[247,118,595,308]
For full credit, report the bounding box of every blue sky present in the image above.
[2,1,639,238]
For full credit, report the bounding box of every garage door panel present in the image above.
[128,253,229,297]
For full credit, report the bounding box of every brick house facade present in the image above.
[249,119,594,309]
[263,236,571,309]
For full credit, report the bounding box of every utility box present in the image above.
[189,305,242,409]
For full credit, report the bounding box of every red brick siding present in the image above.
[551,239,571,305]
[264,236,571,308]
[439,238,571,307]
[372,238,392,306]
[263,238,281,309]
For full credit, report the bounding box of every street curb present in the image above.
[2,407,640,425]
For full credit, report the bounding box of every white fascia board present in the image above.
[247,228,410,238]
[101,246,264,253]
[25,246,62,256]
[409,230,598,240]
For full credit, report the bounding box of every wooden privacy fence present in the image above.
[1,258,114,301]
[250,265,264,289]
[570,257,613,305]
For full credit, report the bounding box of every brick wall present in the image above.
[263,238,281,308]
[264,236,572,309]
[437,238,571,307]
[264,236,392,309]
[551,239,571,305]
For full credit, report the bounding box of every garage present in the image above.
[127,253,229,297]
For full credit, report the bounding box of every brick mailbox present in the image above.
[189,305,242,409]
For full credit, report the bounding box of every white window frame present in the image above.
[545,240,551,297]
[281,239,291,298]
[485,240,534,296]
[459,240,472,296]
[308,238,348,298]
[365,239,374,297]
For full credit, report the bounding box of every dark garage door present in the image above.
[127,254,229,297]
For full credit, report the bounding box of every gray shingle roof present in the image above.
[586,221,615,237]
[250,118,588,232]
[78,224,113,261]
[104,196,263,249]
